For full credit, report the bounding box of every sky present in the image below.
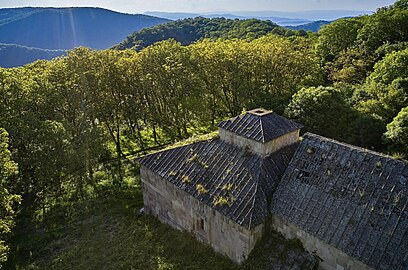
[0,0,396,13]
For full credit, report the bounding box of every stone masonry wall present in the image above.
[141,166,264,263]
[271,215,373,270]
[219,128,300,157]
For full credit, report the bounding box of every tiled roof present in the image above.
[217,109,302,143]
[139,139,297,229]
[271,133,408,270]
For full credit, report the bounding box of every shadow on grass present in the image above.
[7,183,236,270]
[7,182,317,270]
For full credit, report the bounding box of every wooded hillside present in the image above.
[114,17,307,50]
[0,43,65,68]
[0,7,169,67]
[0,7,169,50]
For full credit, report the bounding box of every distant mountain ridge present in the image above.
[0,43,66,68]
[0,7,169,50]
[144,9,370,25]
[287,20,331,32]
[144,11,311,25]
[0,7,41,26]
[227,10,370,21]
[0,7,366,68]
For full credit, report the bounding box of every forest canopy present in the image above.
[114,17,307,51]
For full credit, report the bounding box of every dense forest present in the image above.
[114,17,308,50]
[1,0,408,268]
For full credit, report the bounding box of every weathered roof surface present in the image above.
[217,109,302,143]
[271,133,408,270]
[139,139,297,229]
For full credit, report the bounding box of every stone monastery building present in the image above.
[138,109,408,270]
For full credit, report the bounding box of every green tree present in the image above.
[113,51,150,150]
[316,17,363,62]
[367,48,408,88]
[360,49,408,122]
[191,39,255,117]
[91,49,143,183]
[191,36,321,117]
[357,0,408,53]
[285,86,356,141]
[326,47,376,83]
[349,113,385,149]
[0,62,71,204]
[384,106,408,154]
[139,40,206,139]
[0,128,20,268]
[286,85,385,148]
[46,48,106,194]
[114,17,292,51]
[250,36,322,113]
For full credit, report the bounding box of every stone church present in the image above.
[138,109,408,270]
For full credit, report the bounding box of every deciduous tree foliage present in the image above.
[115,17,305,51]
[357,0,408,53]
[0,128,20,268]
[316,0,408,84]
[191,36,321,116]
[360,48,408,123]
[385,106,408,155]
[0,36,321,210]
[316,18,363,62]
[285,86,356,141]
[285,85,385,148]
[367,48,408,88]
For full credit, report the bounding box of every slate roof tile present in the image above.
[271,133,408,270]
[139,138,297,229]
[217,109,302,143]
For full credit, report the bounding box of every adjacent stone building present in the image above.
[138,109,408,270]
[271,133,408,270]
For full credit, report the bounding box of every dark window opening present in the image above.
[306,147,315,154]
[253,109,265,114]
[248,108,272,116]
[198,218,205,231]
[296,170,310,180]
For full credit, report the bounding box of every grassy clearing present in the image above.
[8,181,236,270]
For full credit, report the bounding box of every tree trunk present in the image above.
[152,124,159,145]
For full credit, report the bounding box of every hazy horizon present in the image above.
[0,0,396,14]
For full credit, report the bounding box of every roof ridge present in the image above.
[138,139,213,163]
[248,160,266,229]
[304,132,407,164]
[218,111,302,143]
[259,117,265,143]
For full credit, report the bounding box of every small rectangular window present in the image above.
[198,218,205,231]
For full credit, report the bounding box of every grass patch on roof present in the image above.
[163,131,219,151]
